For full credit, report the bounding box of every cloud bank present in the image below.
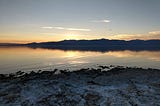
[108,31,160,40]
[149,31,160,35]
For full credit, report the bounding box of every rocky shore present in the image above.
[0,66,160,106]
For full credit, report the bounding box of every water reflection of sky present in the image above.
[0,47,160,73]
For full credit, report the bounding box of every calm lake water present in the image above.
[0,47,160,73]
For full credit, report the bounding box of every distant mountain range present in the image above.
[1,39,160,51]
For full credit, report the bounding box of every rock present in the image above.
[84,92,102,106]
[98,65,109,69]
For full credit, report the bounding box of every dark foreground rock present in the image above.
[0,66,160,106]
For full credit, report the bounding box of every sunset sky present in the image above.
[0,0,160,43]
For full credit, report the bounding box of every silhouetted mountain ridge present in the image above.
[24,39,160,51]
[26,39,160,46]
[1,39,160,52]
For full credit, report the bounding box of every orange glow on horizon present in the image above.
[1,32,160,44]
[0,33,109,43]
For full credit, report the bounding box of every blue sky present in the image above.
[0,0,160,43]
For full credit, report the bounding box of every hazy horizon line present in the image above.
[1,38,160,44]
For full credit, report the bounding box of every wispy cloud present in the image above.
[42,26,91,31]
[53,27,65,30]
[91,19,110,23]
[66,28,91,31]
[41,27,53,29]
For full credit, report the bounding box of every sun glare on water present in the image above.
[65,51,78,58]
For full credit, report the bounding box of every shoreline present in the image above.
[0,66,160,105]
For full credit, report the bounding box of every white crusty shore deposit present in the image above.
[0,66,160,106]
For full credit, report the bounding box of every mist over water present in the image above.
[0,47,160,73]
